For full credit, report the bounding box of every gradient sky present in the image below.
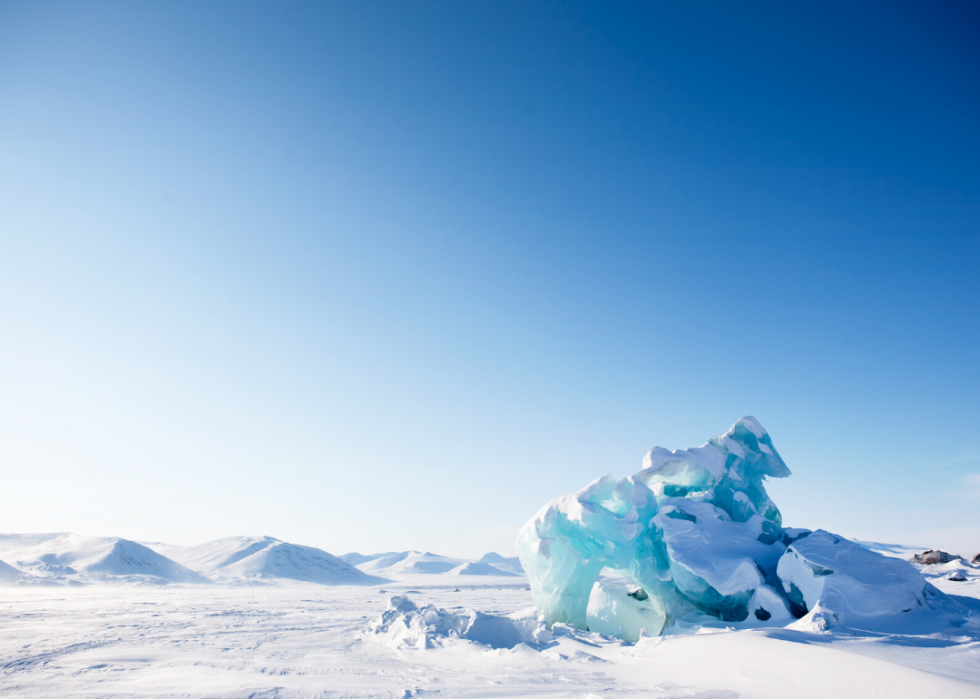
[1,1,978,558]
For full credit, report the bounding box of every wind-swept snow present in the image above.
[1,573,976,698]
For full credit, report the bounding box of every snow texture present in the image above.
[517,417,971,639]
[2,576,978,698]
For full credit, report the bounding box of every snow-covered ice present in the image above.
[517,417,975,639]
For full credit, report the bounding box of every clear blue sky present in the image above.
[1,1,978,557]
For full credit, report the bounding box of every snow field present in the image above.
[1,572,978,698]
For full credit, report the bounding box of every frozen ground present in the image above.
[1,563,979,699]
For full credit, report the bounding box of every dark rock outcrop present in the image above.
[913,550,961,565]
[971,553,980,567]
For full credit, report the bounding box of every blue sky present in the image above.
[1,1,978,557]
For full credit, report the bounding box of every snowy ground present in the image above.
[2,566,979,699]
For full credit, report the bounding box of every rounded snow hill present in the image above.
[448,561,519,577]
[357,551,463,575]
[479,552,524,575]
[0,557,21,583]
[0,533,207,583]
[153,536,385,585]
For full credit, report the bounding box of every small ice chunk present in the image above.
[586,581,665,641]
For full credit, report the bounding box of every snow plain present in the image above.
[0,540,979,698]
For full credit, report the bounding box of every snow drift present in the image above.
[517,417,971,639]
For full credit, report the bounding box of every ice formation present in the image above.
[517,417,963,638]
[368,595,549,650]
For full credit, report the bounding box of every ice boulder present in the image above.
[778,530,943,628]
[368,595,536,650]
[517,417,959,639]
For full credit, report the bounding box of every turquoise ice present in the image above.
[517,417,961,639]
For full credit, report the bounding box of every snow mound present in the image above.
[357,551,463,575]
[517,417,972,639]
[339,551,399,566]
[347,551,526,577]
[0,533,207,583]
[368,595,550,650]
[153,536,383,585]
[448,561,519,576]
[480,552,524,574]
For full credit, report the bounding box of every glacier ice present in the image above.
[517,417,963,638]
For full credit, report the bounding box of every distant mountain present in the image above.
[0,533,207,583]
[449,561,518,576]
[480,552,524,575]
[152,536,384,585]
[0,557,22,583]
[357,551,463,575]
[340,551,400,566]
[353,551,526,577]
